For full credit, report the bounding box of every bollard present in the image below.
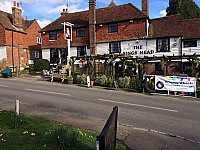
[15,100,20,115]
[87,76,90,88]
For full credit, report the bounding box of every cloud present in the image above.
[47,4,67,14]
[37,19,51,28]
[0,1,12,13]
[47,3,87,14]
[160,9,166,17]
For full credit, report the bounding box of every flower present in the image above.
[23,131,28,135]
[31,133,36,136]
[79,131,82,134]
[1,138,3,141]
[0,134,3,137]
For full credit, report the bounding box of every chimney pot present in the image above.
[63,9,65,12]
[66,8,69,13]
[14,1,16,6]
[17,3,20,8]
[26,16,28,21]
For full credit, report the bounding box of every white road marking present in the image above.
[98,99,178,112]
[0,85,8,87]
[26,89,71,96]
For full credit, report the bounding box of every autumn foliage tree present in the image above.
[166,0,200,19]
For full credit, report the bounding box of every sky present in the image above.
[0,0,200,28]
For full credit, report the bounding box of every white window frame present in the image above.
[37,37,42,44]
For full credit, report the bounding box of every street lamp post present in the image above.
[62,22,74,76]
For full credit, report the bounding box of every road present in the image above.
[0,78,200,143]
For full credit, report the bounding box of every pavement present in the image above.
[0,75,200,150]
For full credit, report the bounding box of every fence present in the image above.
[96,106,118,150]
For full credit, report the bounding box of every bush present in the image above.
[34,59,50,71]
[118,76,130,88]
[75,74,87,84]
[95,75,108,86]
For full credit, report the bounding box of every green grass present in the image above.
[0,110,126,150]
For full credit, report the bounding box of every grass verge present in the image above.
[0,110,125,150]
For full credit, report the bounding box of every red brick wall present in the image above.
[3,20,41,67]
[26,21,41,47]
[144,62,182,75]
[5,30,25,48]
[6,46,30,67]
[41,19,146,49]
[0,23,6,45]
[41,28,89,49]
[96,20,146,42]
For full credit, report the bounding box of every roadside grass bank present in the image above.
[0,110,125,150]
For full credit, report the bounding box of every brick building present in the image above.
[40,0,200,75]
[40,1,149,65]
[0,1,41,70]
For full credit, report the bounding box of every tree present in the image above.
[166,0,200,19]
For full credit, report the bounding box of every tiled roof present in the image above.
[0,10,35,32]
[181,19,200,39]
[150,14,200,39]
[40,3,148,32]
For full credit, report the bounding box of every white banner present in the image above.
[155,75,196,92]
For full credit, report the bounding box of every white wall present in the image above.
[42,49,50,62]
[97,43,109,55]
[0,46,7,61]
[117,37,181,58]
[70,47,77,57]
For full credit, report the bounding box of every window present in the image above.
[49,31,57,40]
[156,38,170,52]
[108,23,118,33]
[33,51,39,58]
[50,48,67,65]
[50,48,59,64]
[76,28,85,38]
[183,40,197,48]
[77,46,86,56]
[155,62,161,71]
[109,42,121,53]
[37,37,41,44]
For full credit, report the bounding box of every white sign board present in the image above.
[155,75,196,93]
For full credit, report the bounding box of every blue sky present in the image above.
[0,0,200,28]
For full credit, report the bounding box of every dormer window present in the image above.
[108,23,118,33]
[49,31,57,40]
[37,37,41,44]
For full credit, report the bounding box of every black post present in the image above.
[97,106,118,150]
[12,30,15,73]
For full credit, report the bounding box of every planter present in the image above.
[91,81,94,86]
[197,91,200,98]
[108,82,113,89]
[67,80,73,84]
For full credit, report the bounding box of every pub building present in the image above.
[40,0,200,75]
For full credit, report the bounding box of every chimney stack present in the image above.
[142,0,149,17]
[12,1,22,28]
[26,16,28,21]
[89,0,97,56]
